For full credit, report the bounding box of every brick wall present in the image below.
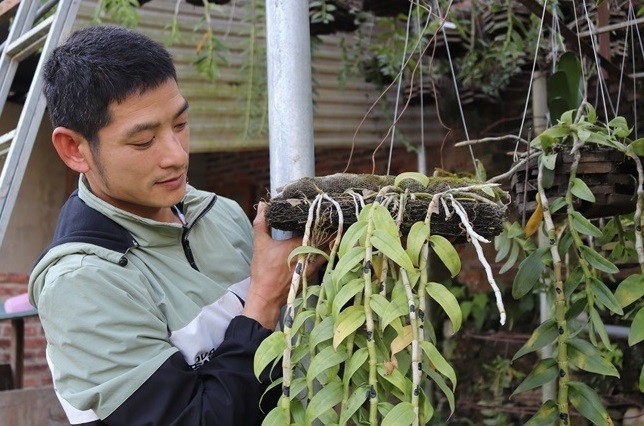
[0,274,51,389]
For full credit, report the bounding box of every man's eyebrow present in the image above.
[125,100,190,138]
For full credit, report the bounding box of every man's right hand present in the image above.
[242,202,323,330]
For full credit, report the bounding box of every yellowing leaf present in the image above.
[524,201,544,237]
[390,325,413,356]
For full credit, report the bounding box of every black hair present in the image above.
[42,25,177,148]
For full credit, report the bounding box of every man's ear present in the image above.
[51,127,91,173]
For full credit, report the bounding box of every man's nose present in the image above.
[158,132,188,168]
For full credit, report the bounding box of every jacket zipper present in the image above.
[180,195,218,271]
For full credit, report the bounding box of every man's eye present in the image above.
[175,122,188,131]
[132,137,154,148]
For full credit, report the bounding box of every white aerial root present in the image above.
[449,195,507,325]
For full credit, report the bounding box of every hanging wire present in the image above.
[512,0,549,162]
[571,0,588,94]
[416,3,427,175]
[614,16,630,116]
[581,0,613,120]
[431,0,476,172]
[629,3,639,138]
[387,1,416,175]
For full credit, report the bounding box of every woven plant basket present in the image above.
[510,149,640,219]
[266,173,508,241]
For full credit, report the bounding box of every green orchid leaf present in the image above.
[307,345,349,384]
[568,381,614,426]
[524,400,559,426]
[513,318,558,361]
[475,158,487,182]
[338,220,367,258]
[549,197,568,214]
[420,340,457,390]
[304,378,343,424]
[568,338,620,377]
[571,178,596,203]
[287,246,329,265]
[629,307,644,347]
[548,52,583,116]
[263,406,288,425]
[419,387,435,424]
[309,316,334,350]
[564,269,584,299]
[394,172,429,189]
[590,307,612,348]
[369,294,389,324]
[332,246,365,284]
[382,402,415,426]
[290,310,315,335]
[339,384,369,425]
[333,305,365,349]
[429,235,461,277]
[579,246,619,274]
[615,274,644,308]
[426,367,455,414]
[406,222,429,267]
[542,164,555,188]
[343,347,368,388]
[541,153,558,170]
[357,203,373,223]
[253,331,285,379]
[332,278,365,319]
[494,233,512,262]
[426,281,462,333]
[499,241,520,274]
[511,358,557,396]
[371,203,400,239]
[377,364,411,398]
[372,229,415,271]
[381,290,409,332]
[627,138,644,156]
[512,247,548,299]
[289,377,306,400]
[608,116,631,138]
[291,343,309,366]
[589,277,624,315]
[570,211,602,237]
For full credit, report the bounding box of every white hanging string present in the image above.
[614,17,631,116]
[416,3,427,175]
[629,4,640,139]
[430,0,476,171]
[513,0,549,162]
[387,1,416,175]
[581,0,613,120]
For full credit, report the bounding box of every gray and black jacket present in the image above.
[29,177,279,425]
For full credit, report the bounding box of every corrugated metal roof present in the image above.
[76,0,441,153]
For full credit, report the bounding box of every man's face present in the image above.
[84,78,190,222]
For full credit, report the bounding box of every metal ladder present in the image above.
[0,0,81,247]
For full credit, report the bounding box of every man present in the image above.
[28,25,308,425]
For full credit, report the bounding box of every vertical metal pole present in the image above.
[532,71,556,403]
[265,0,315,206]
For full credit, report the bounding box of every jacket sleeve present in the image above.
[37,258,280,426]
[101,315,281,426]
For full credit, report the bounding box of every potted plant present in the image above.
[495,52,644,425]
[255,172,510,424]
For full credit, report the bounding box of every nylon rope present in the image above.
[513,0,548,162]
